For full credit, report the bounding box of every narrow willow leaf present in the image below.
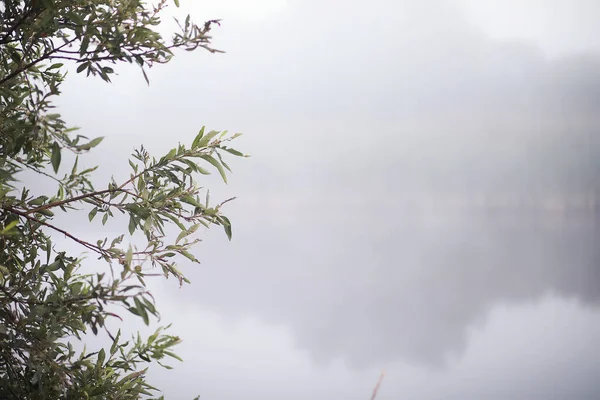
[200,155,227,183]
[188,223,201,234]
[46,240,52,264]
[141,67,150,85]
[222,147,245,157]
[176,229,189,244]
[181,195,201,207]
[71,155,79,175]
[0,220,18,234]
[96,348,105,368]
[161,148,177,163]
[110,330,121,355]
[51,142,61,173]
[195,130,220,149]
[134,297,150,325]
[28,196,47,206]
[180,250,198,263]
[38,209,54,217]
[216,151,232,172]
[192,126,205,148]
[195,165,212,175]
[128,215,136,235]
[142,297,157,316]
[125,246,133,266]
[220,215,233,240]
[164,351,183,362]
[143,216,152,232]
[76,136,104,151]
[160,212,186,231]
[88,208,98,222]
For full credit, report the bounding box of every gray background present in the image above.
[47,0,600,398]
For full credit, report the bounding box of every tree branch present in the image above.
[4,206,106,256]
[26,189,113,215]
[0,39,76,86]
[0,6,38,45]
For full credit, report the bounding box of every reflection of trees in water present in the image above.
[384,209,600,304]
[389,191,600,231]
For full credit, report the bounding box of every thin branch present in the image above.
[26,189,113,215]
[25,182,149,216]
[0,39,76,86]
[0,6,38,45]
[0,286,21,303]
[217,196,237,209]
[370,370,386,400]
[5,206,106,256]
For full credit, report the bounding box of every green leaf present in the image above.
[76,62,87,73]
[216,151,232,172]
[71,155,79,176]
[192,126,205,148]
[181,195,201,207]
[76,137,104,151]
[195,130,220,149]
[80,36,90,54]
[1,220,19,234]
[142,297,157,316]
[220,216,233,240]
[88,208,98,222]
[180,250,198,263]
[174,0,180,7]
[222,147,245,157]
[38,209,54,217]
[110,330,121,355]
[46,240,52,264]
[51,142,61,173]
[71,282,83,296]
[28,196,47,206]
[125,246,133,266]
[163,351,183,362]
[200,155,227,183]
[134,297,149,325]
[195,165,212,175]
[97,348,105,368]
[143,216,152,232]
[164,148,176,161]
[128,215,136,235]
[176,229,189,244]
[161,212,186,231]
[141,67,150,85]
[46,260,61,272]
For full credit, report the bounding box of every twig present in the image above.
[26,189,113,215]
[0,39,76,86]
[5,206,106,256]
[0,6,37,45]
[370,370,386,400]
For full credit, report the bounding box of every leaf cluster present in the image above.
[0,1,244,398]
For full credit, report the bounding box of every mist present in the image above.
[49,0,600,398]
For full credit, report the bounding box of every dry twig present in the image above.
[370,370,386,400]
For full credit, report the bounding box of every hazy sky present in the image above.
[49,0,600,398]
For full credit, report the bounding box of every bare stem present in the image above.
[370,370,386,400]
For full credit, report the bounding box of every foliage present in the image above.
[0,0,245,398]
